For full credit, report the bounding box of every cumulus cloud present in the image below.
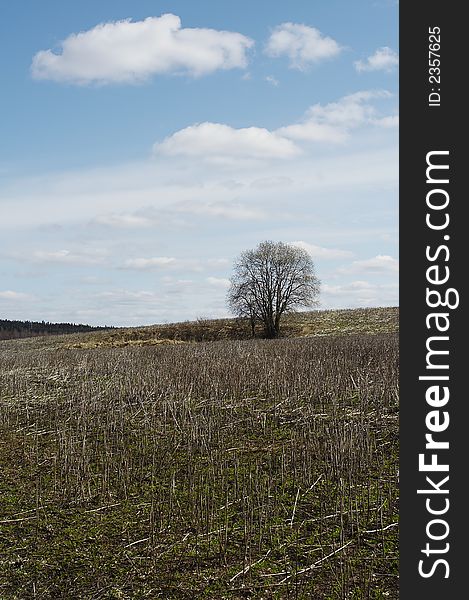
[154,91,396,160]
[306,91,390,128]
[278,90,393,144]
[155,122,300,161]
[265,23,342,70]
[277,121,347,144]
[354,47,399,73]
[290,241,353,260]
[31,14,254,84]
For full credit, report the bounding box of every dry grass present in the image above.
[0,308,399,599]
[17,306,399,350]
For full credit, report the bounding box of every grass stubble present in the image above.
[0,308,399,599]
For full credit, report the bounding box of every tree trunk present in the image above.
[274,312,282,337]
[250,315,255,338]
[263,316,279,339]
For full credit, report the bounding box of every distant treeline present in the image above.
[0,319,112,340]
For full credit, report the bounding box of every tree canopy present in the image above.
[228,240,320,338]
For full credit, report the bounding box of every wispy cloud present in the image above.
[250,176,293,189]
[31,14,254,84]
[265,75,279,86]
[322,280,398,308]
[0,290,31,300]
[206,276,230,288]
[321,280,399,308]
[174,198,266,220]
[97,289,159,301]
[30,249,107,266]
[123,257,179,270]
[372,115,399,128]
[339,254,399,274]
[94,213,157,228]
[123,256,229,272]
[290,240,353,260]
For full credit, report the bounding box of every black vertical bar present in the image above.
[400,2,465,598]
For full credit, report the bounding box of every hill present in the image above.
[0,307,398,350]
[64,306,399,349]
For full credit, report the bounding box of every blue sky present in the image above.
[0,1,398,326]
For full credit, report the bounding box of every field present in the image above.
[0,308,399,599]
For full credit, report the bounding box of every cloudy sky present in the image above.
[0,0,398,326]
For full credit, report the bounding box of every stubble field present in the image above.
[0,308,399,599]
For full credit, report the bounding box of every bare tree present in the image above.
[228,241,320,338]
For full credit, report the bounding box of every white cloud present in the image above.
[95,199,263,227]
[123,256,229,272]
[95,213,156,228]
[206,258,230,267]
[154,91,396,161]
[175,198,266,220]
[265,22,342,70]
[306,91,390,127]
[97,290,158,301]
[355,47,399,73]
[279,90,392,143]
[250,176,293,188]
[31,14,254,84]
[206,276,230,288]
[218,179,245,190]
[321,280,398,308]
[0,130,398,235]
[154,122,300,161]
[31,249,106,265]
[83,284,231,325]
[372,115,399,128]
[0,83,398,326]
[290,241,353,260]
[124,257,178,270]
[340,254,399,274]
[278,121,347,144]
[265,75,279,86]
[0,290,30,300]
